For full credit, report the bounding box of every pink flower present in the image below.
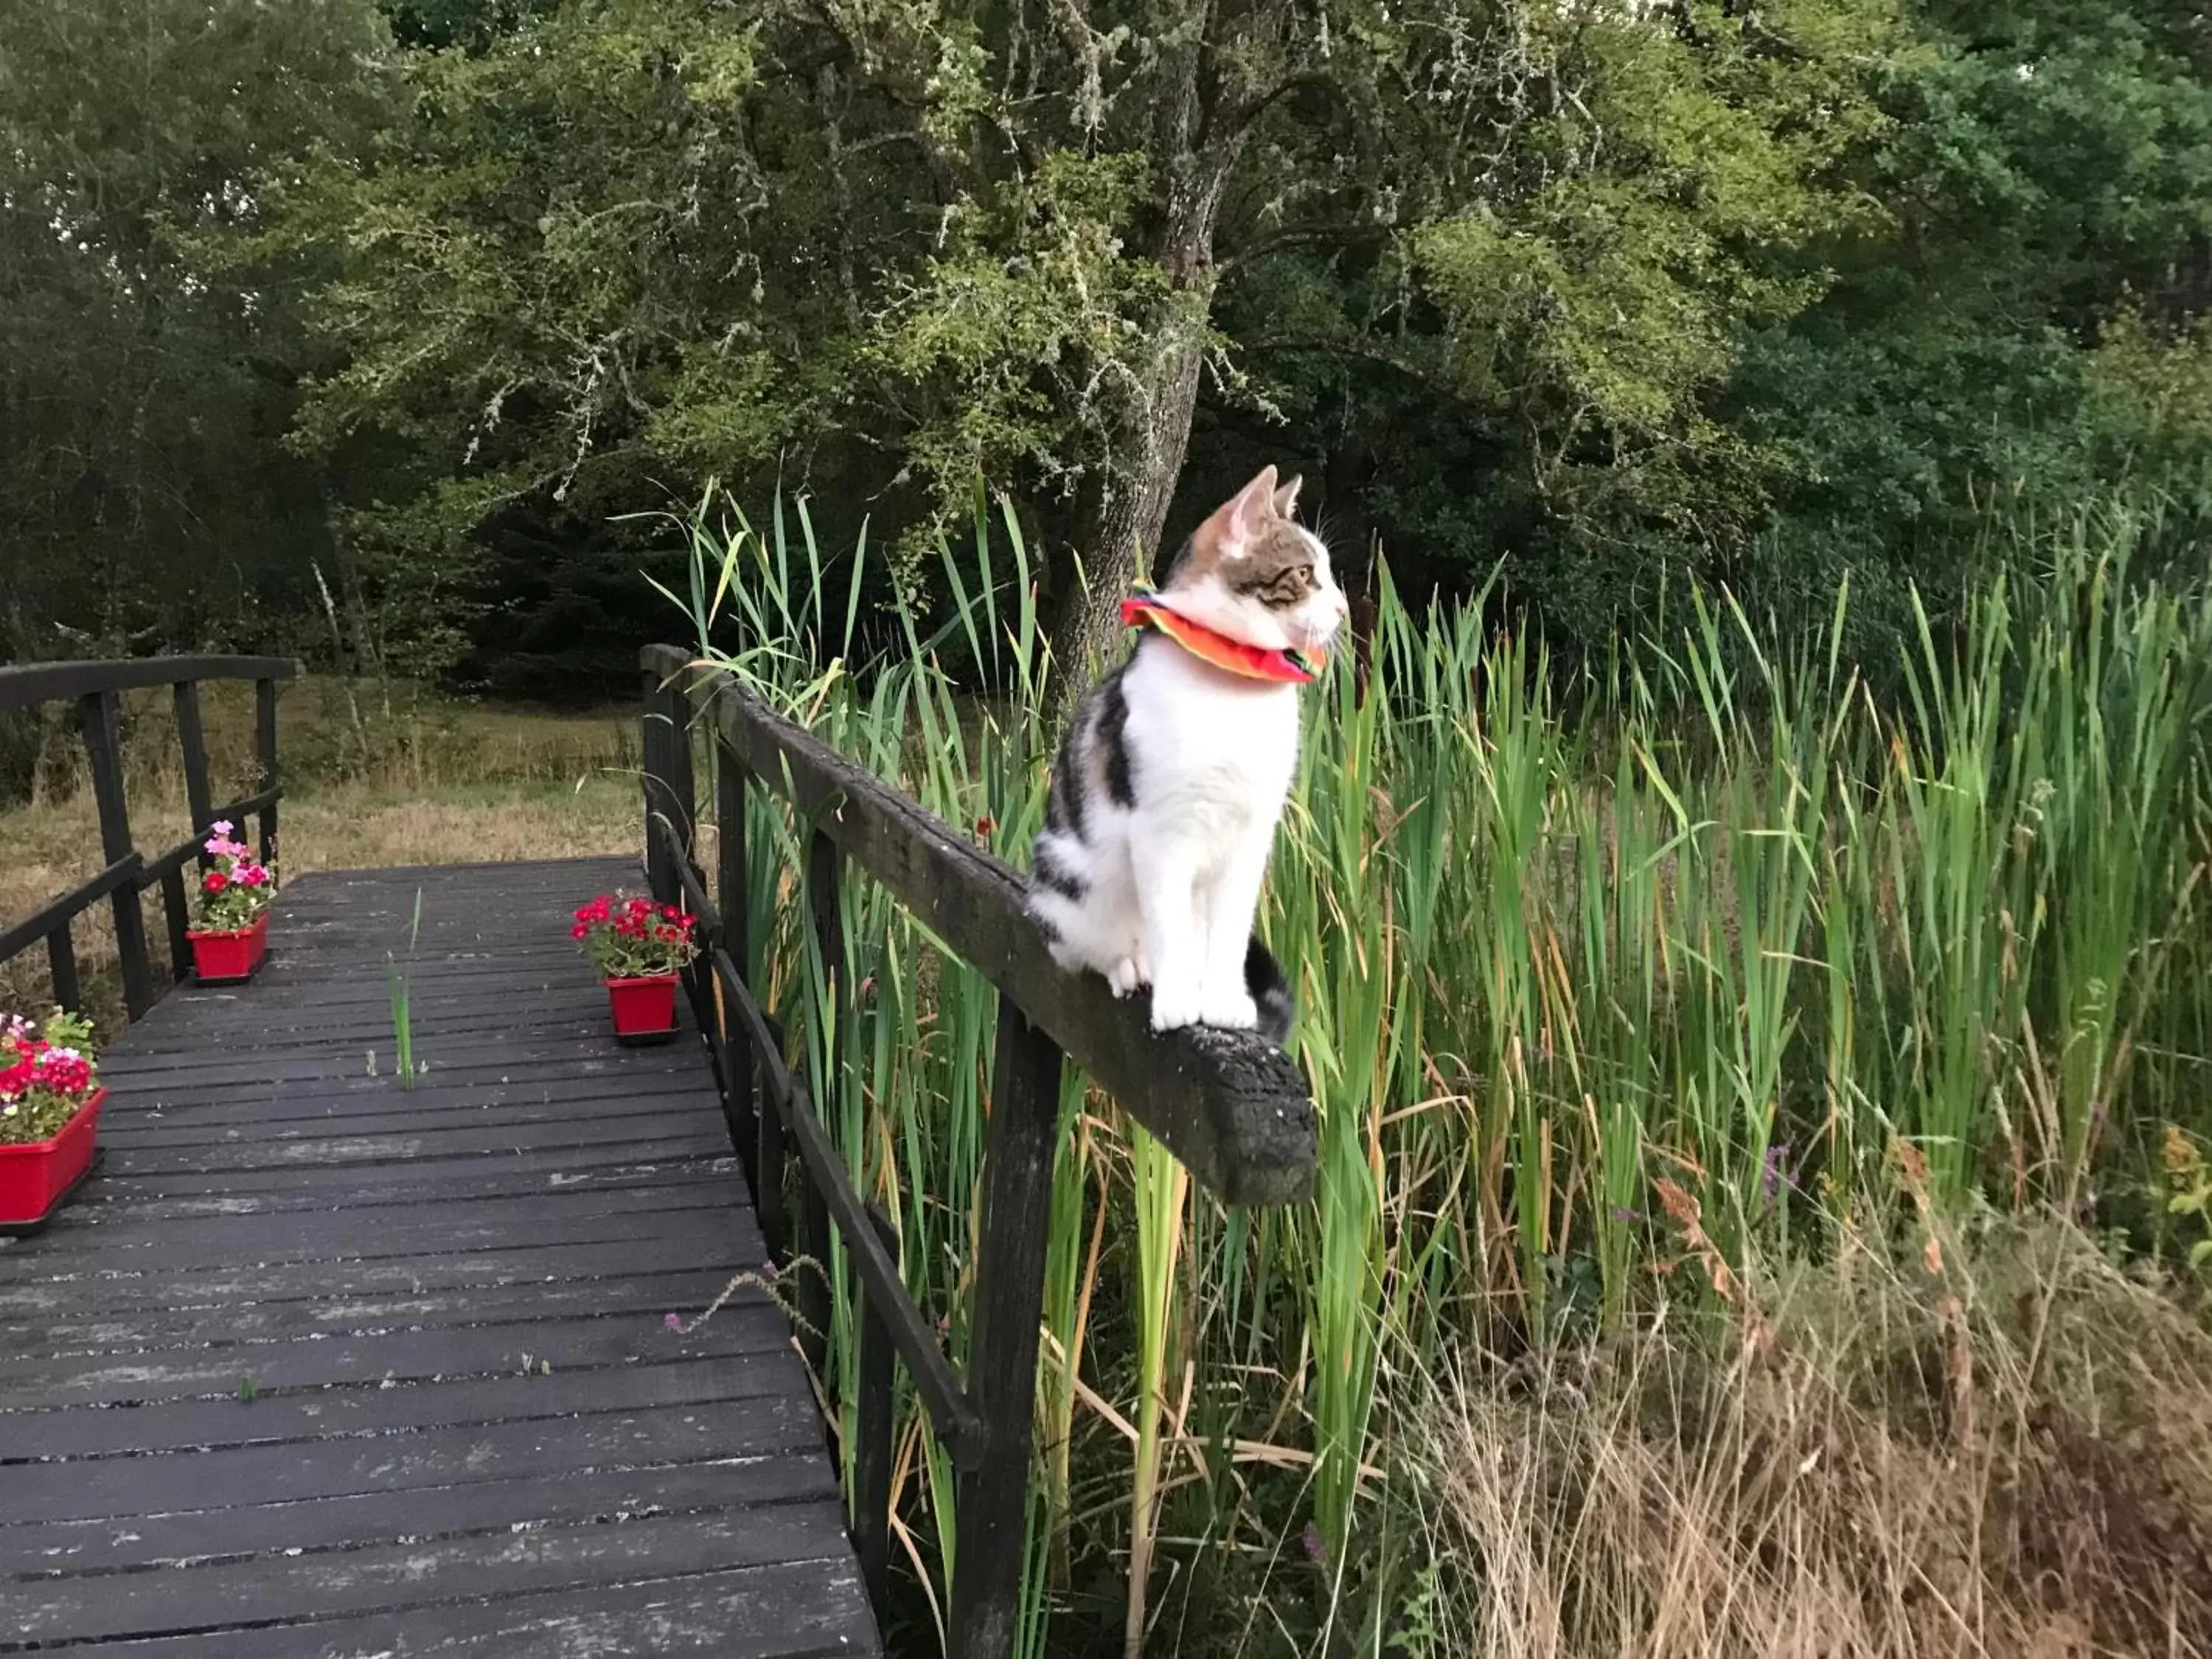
[212,820,233,835]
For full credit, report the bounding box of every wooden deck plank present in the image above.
[9,1267,757,1357]
[0,1461,841,1580]
[31,1160,742,1225]
[18,1194,756,1267]
[72,1138,734,1197]
[8,1394,827,1527]
[0,1353,791,1461]
[11,1504,863,1648]
[0,857,878,1657]
[63,1557,879,1658]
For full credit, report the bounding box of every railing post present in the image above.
[715,734,759,1176]
[853,1203,900,1627]
[78,689,153,1020]
[642,669,672,903]
[757,1012,789,1267]
[253,677,279,871]
[171,679,215,983]
[158,866,192,985]
[950,998,1064,1659]
[798,828,843,1380]
[46,926,80,1015]
[174,681,215,840]
[660,678,701,1018]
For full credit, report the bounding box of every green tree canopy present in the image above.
[249,0,1913,679]
[0,0,385,658]
[4,0,2208,693]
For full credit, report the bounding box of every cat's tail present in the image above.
[1244,935,1296,1050]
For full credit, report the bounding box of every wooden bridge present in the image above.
[0,651,1317,1657]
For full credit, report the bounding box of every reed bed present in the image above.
[682,491,2212,1656]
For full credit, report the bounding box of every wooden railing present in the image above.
[0,656,296,1020]
[638,644,1318,1658]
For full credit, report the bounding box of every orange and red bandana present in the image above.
[1119,587,1325,684]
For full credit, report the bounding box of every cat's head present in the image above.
[1156,465,1349,655]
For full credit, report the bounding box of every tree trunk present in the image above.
[1046,326,1206,688]
[1044,150,1238,709]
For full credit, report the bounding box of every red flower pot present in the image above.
[605,973,681,1041]
[189,911,270,984]
[0,1087,107,1231]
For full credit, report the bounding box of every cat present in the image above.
[1029,465,1349,1044]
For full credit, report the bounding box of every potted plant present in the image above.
[0,1009,105,1231]
[572,894,700,1042]
[187,820,276,983]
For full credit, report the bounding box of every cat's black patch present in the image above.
[1046,754,1082,841]
[1245,934,1297,1048]
[1097,670,1135,807]
[1032,843,1088,902]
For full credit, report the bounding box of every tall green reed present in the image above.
[662,483,2212,1654]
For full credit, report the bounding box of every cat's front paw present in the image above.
[1197,990,1260,1032]
[1149,985,1203,1033]
[1106,957,1146,998]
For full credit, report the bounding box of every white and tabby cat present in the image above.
[1029,466,1348,1042]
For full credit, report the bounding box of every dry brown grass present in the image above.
[1398,1221,2212,1659]
[1,678,644,1029]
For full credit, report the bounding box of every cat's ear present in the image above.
[1217,466,1279,559]
[1272,474,1304,519]
[1189,465,1279,566]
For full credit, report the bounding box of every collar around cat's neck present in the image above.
[1119,586,1325,685]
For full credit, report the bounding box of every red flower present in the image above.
[34,1053,91,1095]
[570,922,588,939]
[204,869,230,894]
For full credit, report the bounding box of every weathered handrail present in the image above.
[0,656,296,1020]
[637,642,1317,1659]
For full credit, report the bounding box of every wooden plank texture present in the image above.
[0,857,879,1658]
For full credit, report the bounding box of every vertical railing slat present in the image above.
[853,1203,900,1627]
[46,925,80,1015]
[949,999,1065,1659]
[159,866,192,984]
[799,827,843,1382]
[253,678,279,871]
[78,689,153,1020]
[715,731,759,1178]
[757,1011,790,1268]
[660,677,702,1026]
[642,667,670,903]
[174,680,215,841]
